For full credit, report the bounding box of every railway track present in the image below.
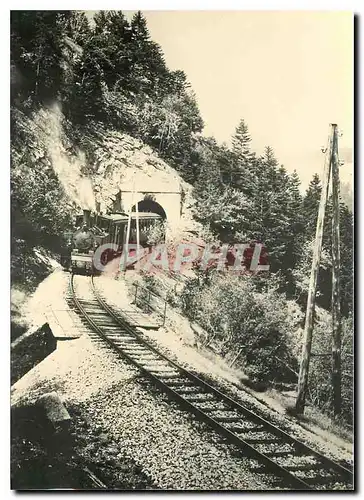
[69,274,354,491]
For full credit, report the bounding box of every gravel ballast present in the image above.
[12,270,352,489]
[12,336,270,489]
[94,274,353,467]
[11,273,270,490]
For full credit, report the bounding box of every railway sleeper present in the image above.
[175,386,204,394]
[114,347,148,354]
[131,352,160,359]
[94,322,122,328]
[108,337,141,354]
[264,450,295,457]
[118,342,150,348]
[201,406,235,412]
[158,373,184,380]
[141,358,172,366]
[85,314,112,321]
[133,356,162,363]
[244,438,282,445]
[143,365,174,372]
[74,277,354,491]
[76,299,99,305]
[225,423,265,433]
[165,379,197,387]
[151,371,181,378]
[102,328,130,333]
[105,328,135,343]
[212,415,243,423]
[206,408,242,417]
[302,475,340,486]
[141,358,169,364]
[118,347,152,355]
[293,468,334,480]
[86,311,112,316]
[184,394,216,402]
[284,463,326,472]
[146,364,178,372]
[115,343,147,349]
[117,351,151,359]
[195,402,229,412]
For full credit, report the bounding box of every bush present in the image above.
[144,220,167,246]
[307,309,353,423]
[11,108,74,252]
[181,271,301,383]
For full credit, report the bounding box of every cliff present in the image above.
[29,104,198,237]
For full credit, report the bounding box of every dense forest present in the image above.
[11,11,353,421]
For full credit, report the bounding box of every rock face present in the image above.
[31,105,200,238]
[89,129,197,235]
[11,323,57,385]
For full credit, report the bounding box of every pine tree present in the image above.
[216,143,236,185]
[295,173,353,315]
[163,70,189,98]
[66,35,106,124]
[303,173,322,238]
[246,148,290,274]
[320,197,353,315]
[287,170,304,234]
[262,163,290,273]
[230,119,257,195]
[66,11,133,125]
[284,170,305,287]
[340,181,354,210]
[65,11,91,46]
[263,145,278,169]
[338,203,353,315]
[100,11,132,92]
[192,137,222,199]
[11,11,70,108]
[232,119,254,163]
[128,12,168,96]
[93,11,109,35]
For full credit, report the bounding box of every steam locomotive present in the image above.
[62,209,163,275]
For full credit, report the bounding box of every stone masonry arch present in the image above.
[119,187,181,227]
[131,198,167,220]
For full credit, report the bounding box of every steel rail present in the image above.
[69,275,353,491]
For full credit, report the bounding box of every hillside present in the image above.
[11,10,353,423]
[18,103,197,232]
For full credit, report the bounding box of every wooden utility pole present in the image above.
[125,202,132,252]
[136,190,140,250]
[295,124,335,414]
[125,175,136,252]
[331,125,342,416]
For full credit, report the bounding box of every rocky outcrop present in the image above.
[11,323,57,385]
[90,130,183,213]
[15,104,201,240]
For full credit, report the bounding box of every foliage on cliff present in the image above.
[11,11,204,183]
[11,11,353,420]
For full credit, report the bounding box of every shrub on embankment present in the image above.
[178,270,353,424]
[179,271,302,384]
[11,107,75,284]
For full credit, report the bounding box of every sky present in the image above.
[87,10,354,189]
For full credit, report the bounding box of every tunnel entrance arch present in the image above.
[128,198,167,247]
[118,183,181,228]
[131,198,167,220]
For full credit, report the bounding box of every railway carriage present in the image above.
[63,209,163,275]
